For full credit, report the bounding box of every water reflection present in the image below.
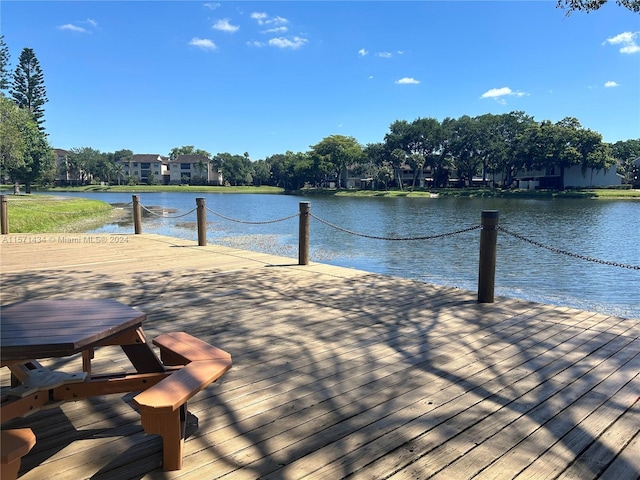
[39,191,640,319]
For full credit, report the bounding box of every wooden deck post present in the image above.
[478,210,499,303]
[196,198,206,246]
[132,195,142,234]
[1,195,8,234]
[299,202,310,265]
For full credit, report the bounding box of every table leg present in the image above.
[82,349,94,377]
[121,343,165,373]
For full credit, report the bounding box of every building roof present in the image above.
[131,154,163,162]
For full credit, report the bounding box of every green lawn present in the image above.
[2,195,114,233]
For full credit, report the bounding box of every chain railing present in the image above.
[205,206,300,225]
[498,226,640,270]
[2,194,637,303]
[310,213,481,241]
[140,204,197,219]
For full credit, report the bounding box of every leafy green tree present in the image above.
[266,151,311,190]
[11,48,48,131]
[213,152,254,186]
[389,148,407,190]
[384,118,445,188]
[493,111,536,187]
[556,0,640,15]
[309,135,363,189]
[193,158,209,184]
[362,142,390,189]
[449,116,482,186]
[113,161,125,185]
[383,120,412,189]
[112,148,133,185]
[1,96,29,177]
[252,159,271,186]
[610,139,640,184]
[67,147,103,185]
[169,145,211,160]
[93,153,115,184]
[0,35,10,94]
[0,96,54,191]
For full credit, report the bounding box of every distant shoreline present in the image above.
[2,185,639,199]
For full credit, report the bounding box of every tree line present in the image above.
[51,113,640,191]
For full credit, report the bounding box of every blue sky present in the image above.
[2,1,639,160]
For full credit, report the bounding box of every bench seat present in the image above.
[133,333,231,471]
[153,331,231,366]
[1,428,36,480]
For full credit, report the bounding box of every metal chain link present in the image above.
[310,213,481,241]
[140,204,197,219]
[498,226,640,270]
[205,206,300,225]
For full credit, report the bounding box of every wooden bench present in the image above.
[1,429,36,480]
[152,331,232,366]
[133,333,231,471]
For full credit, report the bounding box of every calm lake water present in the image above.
[41,191,640,319]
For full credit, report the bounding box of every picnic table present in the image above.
[0,299,231,476]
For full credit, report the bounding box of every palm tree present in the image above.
[194,159,208,184]
[113,162,125,186]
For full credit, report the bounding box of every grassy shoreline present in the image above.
[2,195,114,233]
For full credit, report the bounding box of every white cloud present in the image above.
[189,37,217,50]
[204,3,220,10]
[58,18,99,33]
[603,31,640,54]
[268,16,289,26]
[481,87,528,103]
[376,51,393,58]
[252,12,288,26]
[604,80,620,88]
[247,40,266,47]
[213,18,239,33]
[251,12,268,22]
[358,48,368,56]
[263,26,288,34]
[58,24,89,33]
[268,36,307,49]
[395,77,420,85]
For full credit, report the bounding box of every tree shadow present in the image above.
[1,265,638,479]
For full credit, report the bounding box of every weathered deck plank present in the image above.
[1,233,638,480]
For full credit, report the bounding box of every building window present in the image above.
[181,163,191,170]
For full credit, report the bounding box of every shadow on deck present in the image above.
[1,234,639,479]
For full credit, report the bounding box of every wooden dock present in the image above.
[1,233,639,480]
